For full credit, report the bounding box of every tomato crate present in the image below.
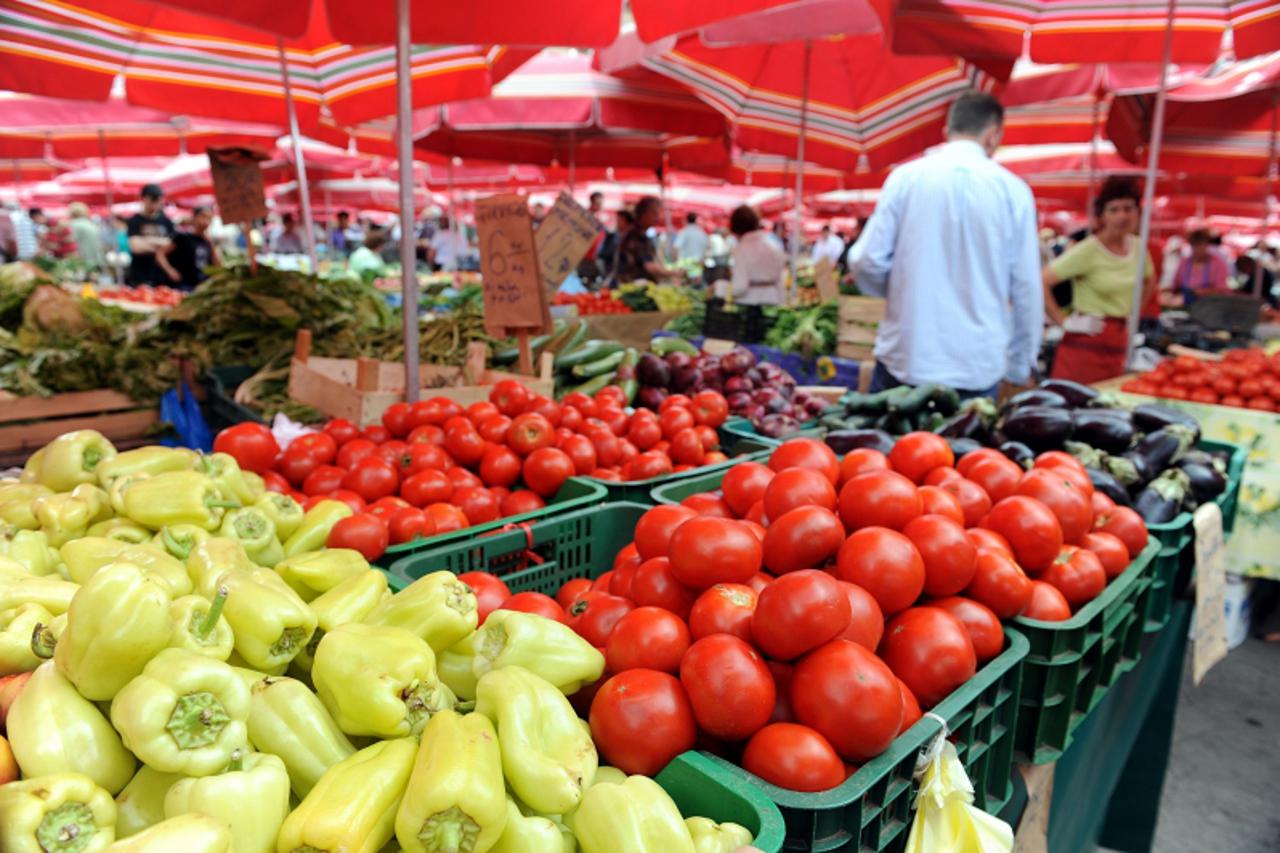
[1012,539,1158,764]
[719,415,821,448]
[374,476,609,568]
[385,502,1026,853]
[204,365,267,430]
[657,752,787,853]
[578,431,772,505]
[1141,438,1246,633]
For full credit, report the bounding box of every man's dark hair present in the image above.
[729,205,760,237]
[191,206,210,217]
[617,210,635,228]
[685,212,698,225]
[1187,227,1213,246]
[635,196,661,219]
[821,224,831,233]
[337,210,350,221]
[282,212,296,226]
[140,183,164,200]
[27,208,42,219]
[1093,175,1142,218]
[364,227,388,251]
[947,91,1004,136]
[589,192,603,204]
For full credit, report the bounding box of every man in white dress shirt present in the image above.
[812,224,847,265]
[847,91,1042,398]
[673,213,710,261]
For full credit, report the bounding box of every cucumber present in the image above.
[650,336,699,356]
[555,341,624,370]
[546,319,589,357]
[533,320,570,359]
[493,330,552,366]
[572,350,626,379]
[567,372,617,397]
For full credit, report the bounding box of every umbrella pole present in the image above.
[278,40,318,272]
[448,159,460,287]
[660,152,675,262]
[568,129,576,192]
[395,0,421,403]
[792,39,812,290]
[1125,0,1176,369]
[97,130,122,284]
[1086,93,1101,218]
[1258,92,1277,298]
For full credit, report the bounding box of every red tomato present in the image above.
[458,572,511,624]
[670,517,763,589]
[570,593,635,647]
[341,457,400,503]
[768,438,840,484]
[835,527,926,615]
[889,432,955,484]
[939,478,992,528]
[880,606,976,708]
[1016,468,1092,544]
[477,415,512,445]
[322,418,360,446]
[923,466,962,486]
[681,493,734,518]
[691,390,730,427]
[898,679,923,734]
[681,634,776,740]
[903,514,978,597]
[1082,531,1130,580]
[962,454,1023,503]
[400,469,453,508]
[688,583,758,641]
[522,447,575,498]
[362,424,390,445]
[302,465,346,497]
[606,607,691,673]
[630,557,698,619]
[626,451,674,481]
[791,640,903,762]
[917,486,965,525]
[277,447,325,488]
[761,506,845,574]
[928,597,1004,664]
[478,445,521,489]
[423,503,469,535]
[965,549,1033,618]
[367,496,410,517]
[836,581,884,651]
[591,571,615,593]
[335,438,378,471]
[465,401,500,427]
[1022,580,1072,621]
[525,397,563,427]
[489,380,531,417]
[213,423,280,474]
[406,424,445,447]
[561,391,596,416]
[290,432,338,465]
[443,424,486,467]
[659,394,692,412]
[981,496,1064,573]
[589,670,697,776]
[744,572,773,595]
[326,513,389,561]
[838,470,922,531]
[1033,450,1091,483]
[721,462,775,517]
[634,505,698,560]
[668,428,706,466]
[507,413,554,456]
[626,417,663,451]
[659,407,696,440]
[451,486,500,526]
[326,490,366,515]
[555,578,593,610]
[387,507,432,546]
[838,449,890,486]
[743,724,846,792]
[1094,507,1149,558]
[499,489,545,517]
[966,527,1012,557]
[1090,490,1116,518]
[751,570,852,660]
[498,591,565,623]
[763,468,838,520]
[261,470,290,494]
[1041,545,1107,609]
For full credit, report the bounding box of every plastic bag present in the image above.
[159,381,213,452]
[905,739,1014,853]
[270,412,315,452]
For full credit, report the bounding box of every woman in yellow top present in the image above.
[1041,176,1154,384]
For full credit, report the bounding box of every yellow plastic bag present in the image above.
[905,739,1014,853]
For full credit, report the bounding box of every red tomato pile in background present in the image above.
[96,284,185,308]
[454,436,1150,792]
[1121,348,1280,411]
[552,291,633,314]
[213,381,733,561]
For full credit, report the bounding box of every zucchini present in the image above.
[650,336,699,356]
[887,383,936,415]
[573,350,626,379]
[928,385,962,416]
[566,371,617,397]
[554,341,623,370]
[533,320,571,359]
[546,319,588,357]
[842,389,894,416]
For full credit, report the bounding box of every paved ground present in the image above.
[1146,635,1280,852]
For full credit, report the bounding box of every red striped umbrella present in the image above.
[893,0,1280,63]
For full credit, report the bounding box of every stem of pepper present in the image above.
[31,622,56,659]
[226,748,244,772]
[418,806,480,853]
[193,586,229,641]
[35,802,97,853]
[82,447,106,472]
[161,526,192,561]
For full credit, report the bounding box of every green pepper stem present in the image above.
[83,447,106,472]
[35,802,97,852]
[161,526,192,560]
[195,587,229,640]
[227,748,244,772]
[418,806,480,853]
[206,498,242,511]
[31,622,56,659]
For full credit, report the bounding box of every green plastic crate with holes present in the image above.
[656,752,787,853]
[203,365,266,431]
[386,502,1027,853]
[1140,438,1246,633]
[1011,539,1158,764]
[719,415,821,448]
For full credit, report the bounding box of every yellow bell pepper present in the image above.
[292,569,389,674]
[363,570,478,653]
[452,609,605,697]
[246,675,355,799]
[155,524,211,561]
[0,483,53,530]
[0,527,59,575]
[492,797,572,853]
[106,813,231,852]
[218,567,317,672]
[163,749,291,853]
[568,775,696,853]
[394,710,507,853]
[0,603,54,674]
[36,429,118,492]
[274,548,369,602]
[276,738,417,853]
[32,491,96,547]
[254,493,304,542]
[281,499,352,558]
[85,518,153,544]
[106,472,148,518]
[186,538,256,599]
[122,471,240,532]
[60,538,192,596]
[95,447,198,489]
[7,662,136,794]
[199,453,261,506]
[475,666,598,816]
[0,771,117,853]
[218,506,282,568]
[312,622,454,739]
[114,766,183,839]
[685,816,755,853]
[0,573,79,615]
[167,590,234,661]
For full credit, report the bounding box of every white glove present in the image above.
[1062,314,1105,336]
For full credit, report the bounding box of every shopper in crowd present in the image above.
[330,211,354,256]
[157,206,219,290]
[429,216,470,272]
[1042,175,1154,383]
[674,212,710,261]
[348,227,389,278]
[0,206,15,262]
[837,218,867,278]
[764,222,785,252]
[812,224,846,265]
[723,204,786,305]
[603,209,633,285]
[40,214,76,260]
[11,207,39,261]
[617,196,679,282]
[848,91,1042,398]
[1235,253,1276,305]
[1172,228,1231,303]
[708,226,730,260]
[67,203,103,269]
[125,185,176,285]
[270,213,304,254]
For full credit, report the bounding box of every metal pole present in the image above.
[1086,93,1102,218]
[1258,92,1277,298]
[395,0,421,402]
[98,130,122,284]
[447,159,460,286]
[1125,0,1176,369]
[568,129,576,192]
[278,39,317,271]
[659,152,675,262]
[792,40,812,284]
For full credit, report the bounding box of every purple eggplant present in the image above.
[636,353,671,388]
[946,437,983,458]
[1004,389,1068,411]
[1126,425,1195,482]
[1132,404,1201,442]
[1070,409,1136,453]
[826,429,895,456]
[1087,468,1132,506]
[1038,378,1099,407]
[1134,469,1190,523]
[1178,461,1226,502]
[1000,405,1074,451]
[999,441,1035,469]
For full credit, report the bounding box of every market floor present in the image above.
[1138,635,1280,852]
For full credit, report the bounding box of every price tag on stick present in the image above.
[1192,503,1229,685]
[535,192,601,291]
[208,148,268,225]
[475,194,551,373]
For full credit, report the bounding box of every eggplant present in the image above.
[1087,468,1132,506]
[1003,389,1068,411]
[1111,453,1150,488]
[1178,449,1221,471]
[936,398,997,442]
[1128,425,1196,481]
[999,441,1035,469]
[1039,378,1099,407]
[1134,470,1190,524]
[945,437,983,458]
[1132,404,1201,442]
[1179,462,1226,502]
[1070,409,1136,453]
[1000,405,1074,451]
[825,428,895,456]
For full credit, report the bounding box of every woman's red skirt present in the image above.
[1050,318,1129,385]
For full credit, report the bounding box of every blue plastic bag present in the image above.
[159,381,213,452]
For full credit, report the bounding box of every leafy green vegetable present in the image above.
[764,302,837,359]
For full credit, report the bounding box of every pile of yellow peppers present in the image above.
[0,430,756,853]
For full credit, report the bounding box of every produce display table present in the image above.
[651,331,867,387]
[1000,601,1193,852]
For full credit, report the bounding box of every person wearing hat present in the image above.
[67,202,103,270]
[125,184,176,285]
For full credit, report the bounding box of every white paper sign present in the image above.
[1192,502,1229,685]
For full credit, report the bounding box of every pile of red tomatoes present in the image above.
[452,436,1150,792]
[1120,348,1280,411]
[552,291,632,314]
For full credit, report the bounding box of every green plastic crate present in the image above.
[657,752,787,853]
[387,502,1026,853]
[1140,438,1247,633]
[650,464,748,505]
[577,430,772,505]
[374,476,609,568]
[1012,539,1158,764]
[719,415,820,448]
[203,366,265,430]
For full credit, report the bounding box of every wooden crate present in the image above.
[288,333,555,426]
[584,312,682,350]
[838,295,884,354]
[0,389,158,467]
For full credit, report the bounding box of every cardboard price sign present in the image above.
[535,192,601,290]
[1192,502,1229,685]
[207,148,268,225]
[476,194,550,374]
[813,257,840,303]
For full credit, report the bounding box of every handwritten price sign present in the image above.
[535,192,601,290]
[476,194,550,337]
